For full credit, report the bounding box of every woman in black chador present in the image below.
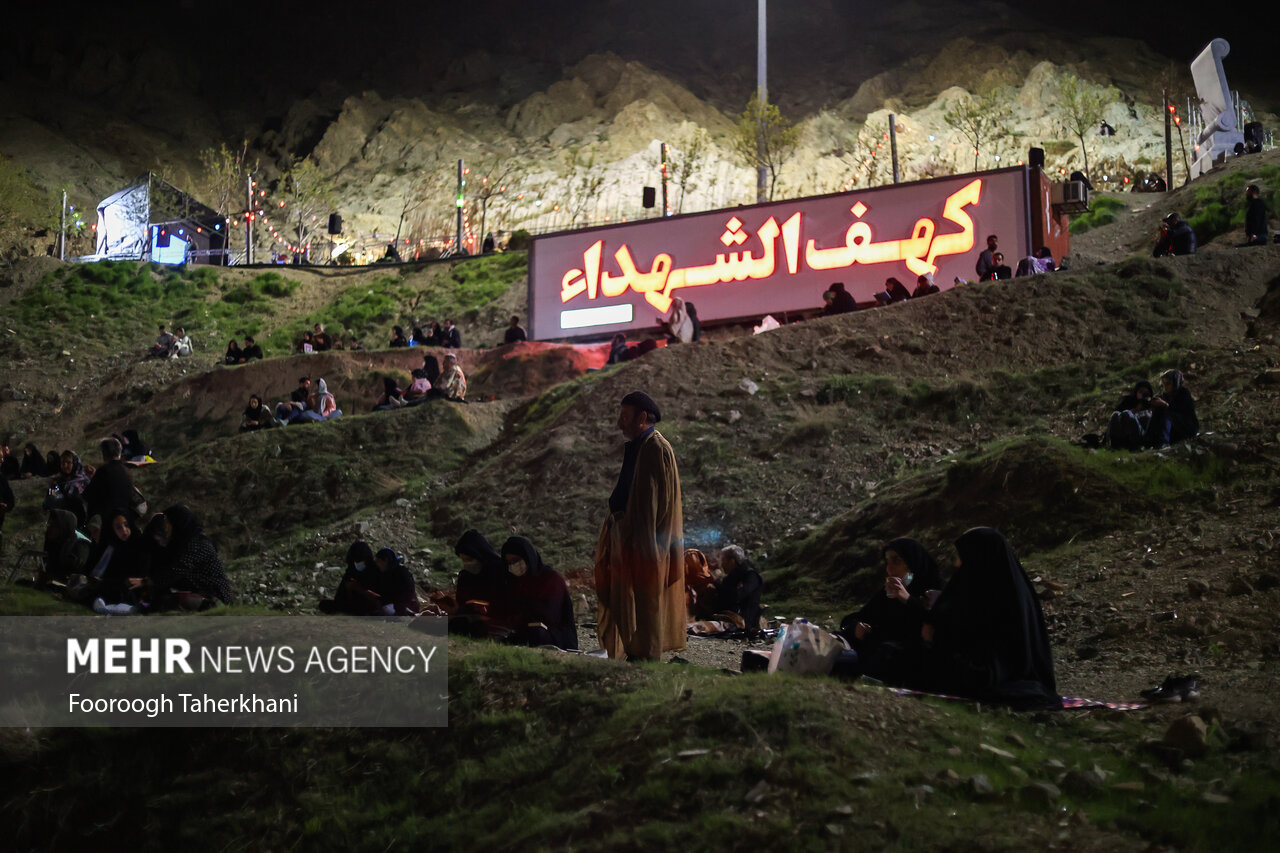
[499,536,577,651]
[916,527,1060,709]
[836,537,943,681]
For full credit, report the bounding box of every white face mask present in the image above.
[354,561,367,572]
[460,557,481,574]
[508,560,527,577]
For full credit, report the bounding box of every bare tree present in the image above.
[1058,73,1116,181]
[468,158,521,243]
[943,92,1011,172]
[564,149,607,228]
[667,128,712,214]
[198,142,251,218]
[731,91,801,202]
[276,156,337,260]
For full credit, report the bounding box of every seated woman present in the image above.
[148,505,233,608]
[449,529,510,636]
[607,333,631,365]
[1147,369,1198,446]
[1103,380,1154,450]
[20,443,48,479]
[821,282,859,316]
[389,326,409,348]
[873,277,912,305]
[240,394,274,431]
[44,450,91,514]
[403,356,440,405]
[119,429,151,462]
[373,548,420,616]
[913,527,1059,709]
[39,508,92,585]
[684,548,717,620]
[77,510,149,605]
[434,353,467,402]
[319,541,379,614]
[292,378,342,423]
[835,538,943,681]
[911,274,940,298]
[658,296,695,343]
[497,536,577,650]
[707,545,764,630]
[223,339,243,365]
[172,327,193,357]
[372,377,406,411]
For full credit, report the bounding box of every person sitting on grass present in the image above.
[148,504,233,608]
[873,277,912,305]
[118,430,150,463]
[658,296,695,343]
[1101,380,1154,450]
[275,376,311,422]
[389,326,410,348]
[684,548,717,620]
[834,538,944,682]
[171,327,193,358]
[240,394,274,431]
[296,330,315,354]
[19,443,48,479]
[607,333,631,365]
[911,274,941,298]
[0,472,13,542]
[312,323,334,351]
[223,339,243,365]
[39,508,92,585]
[292,378,342,423]
[404,355,440,405]
[145,324,176,359]
[372,377,406,411]
[913,527,1059,709]
[708,544,764,632]
[1153,212,1197,257]
[435,353,467,402]
[448,529,511,637]
[82,438,136,525]
[241,335,264,362]
[1147,368,1199,446]
[319,541,381,615]
[821,282,859,316]
[75,510,147,605]
[980,253,1012,281]
[498,536,577,650]
[374,548,420,616]
[504,315,527,344]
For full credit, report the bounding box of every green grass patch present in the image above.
[1184,165,1280,243]
[1070,194,1127,234]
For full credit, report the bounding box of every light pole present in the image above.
[756,0,768,204]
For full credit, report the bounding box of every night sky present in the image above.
[4,0,1270,114]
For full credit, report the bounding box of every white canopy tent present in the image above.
[93,174,226,263]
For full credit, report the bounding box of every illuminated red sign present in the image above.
[529,168,1033,340]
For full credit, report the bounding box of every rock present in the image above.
[1227,577,1254,596]
[727,409,742,424]
[799,388,816,398]
[1020,782,1060,808]
[825,824,845,837]
[1202,792,1232,804]
[967,774,994,797]
[979,742,1017,760]
[744,779,770,803]
[1187,578,1210,598]
[1004,733,1027,749]
[1061,769,1107,796]
[1256,368,1280,385]
[736,378,759,396]
[1254,573,1280,592]
[936,768,960,782]
[1163,716,1209,758]
[1112,781,1145,792]
[394,498,413,509]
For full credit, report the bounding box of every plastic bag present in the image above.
[767,617,841,676]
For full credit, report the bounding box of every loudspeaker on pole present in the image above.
[328,213,343,235]
[1029,147,1045,170]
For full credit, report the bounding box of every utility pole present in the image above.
[59,189,67,261]
[889,115,901,184]
[756,0,768,204]
[661,142,670,216]
[245,173,254,264]
[455,159,465,253]
[1163,89,1174,191]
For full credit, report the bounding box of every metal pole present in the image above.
[59,189,67,261]
[245,173,254,264]
[1163,89,1174,190]
[889,115,901,184]
[661,142,670,216]
[455,159,464,253]
[756,0,768,203]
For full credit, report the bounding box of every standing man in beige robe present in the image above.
[595,391,686,660]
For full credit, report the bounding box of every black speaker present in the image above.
[1029,147,1045,170]
[328,213,342,235]
[642,186,656,209]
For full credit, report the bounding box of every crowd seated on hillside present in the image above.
[824,529,1059,709]
[438,529,577,651]
[224,336,264,364]
[17,491,233,614]
[1086,369,1199,450]
[273,376,343,424]
[318,541,421,616]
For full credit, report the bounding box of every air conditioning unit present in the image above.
[1051,180,1089,213]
